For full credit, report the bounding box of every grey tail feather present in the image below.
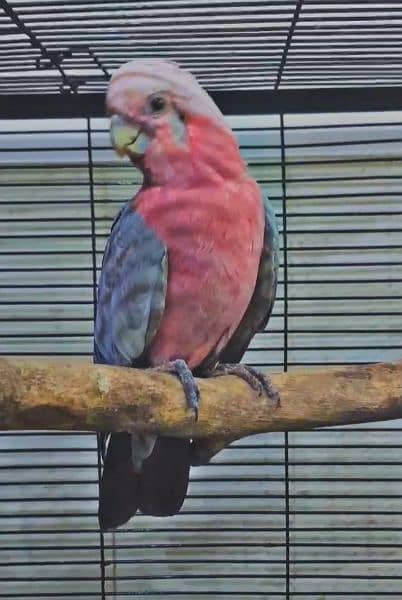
[98,433,140,532]
[98,434,191,531]
[139,437,191,516]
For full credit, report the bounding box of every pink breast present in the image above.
[135,180,264,369]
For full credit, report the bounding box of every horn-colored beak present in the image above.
[110,114,140,156]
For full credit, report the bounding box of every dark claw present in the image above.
[210,363,280,408]
[155,359,200,420]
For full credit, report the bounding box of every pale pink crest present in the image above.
[107,58,230,131]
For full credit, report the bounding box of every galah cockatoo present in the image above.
[94,59,279,531]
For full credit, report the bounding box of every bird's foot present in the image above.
[154,359,200,420]
[209,363,280,409]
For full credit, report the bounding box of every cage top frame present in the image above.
[1,0,402,117]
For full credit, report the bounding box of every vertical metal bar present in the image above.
[96,440,107,599]
[284,430,290,598]
[279,113,289,372]
[86,117,98,317]
[86,116,106,600]
[280,111,291,599]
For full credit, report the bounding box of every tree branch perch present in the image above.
[0,358,401,438]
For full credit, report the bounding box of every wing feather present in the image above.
[94,202,167,367]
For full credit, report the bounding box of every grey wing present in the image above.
[94,202,168,367]
[218,195,280,364]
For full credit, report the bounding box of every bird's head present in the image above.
[106,59,244,184]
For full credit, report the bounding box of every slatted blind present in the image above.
[0,111,401,598]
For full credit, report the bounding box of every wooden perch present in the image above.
[0,358,401,439]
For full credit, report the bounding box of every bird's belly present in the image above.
[148,252,257,368]
[136,183,264,369]
[147,229,262,369]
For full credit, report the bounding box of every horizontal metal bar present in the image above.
[0,529,280,538]
[1,87,402,118]
[0,593,395,598]
[0,594,284,598]
[2,573,402,582]
[0,317,93,322]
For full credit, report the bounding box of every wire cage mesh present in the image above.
[1,1,402,599]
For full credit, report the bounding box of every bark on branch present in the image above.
[0,358,401,438]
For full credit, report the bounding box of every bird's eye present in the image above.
[148,95,166,113]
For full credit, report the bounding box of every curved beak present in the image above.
[110,114,140,157]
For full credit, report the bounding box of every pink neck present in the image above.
[141,115,246,187]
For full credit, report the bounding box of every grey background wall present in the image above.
[0,111,401,598]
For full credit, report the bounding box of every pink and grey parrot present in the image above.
[94,59,279,531]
